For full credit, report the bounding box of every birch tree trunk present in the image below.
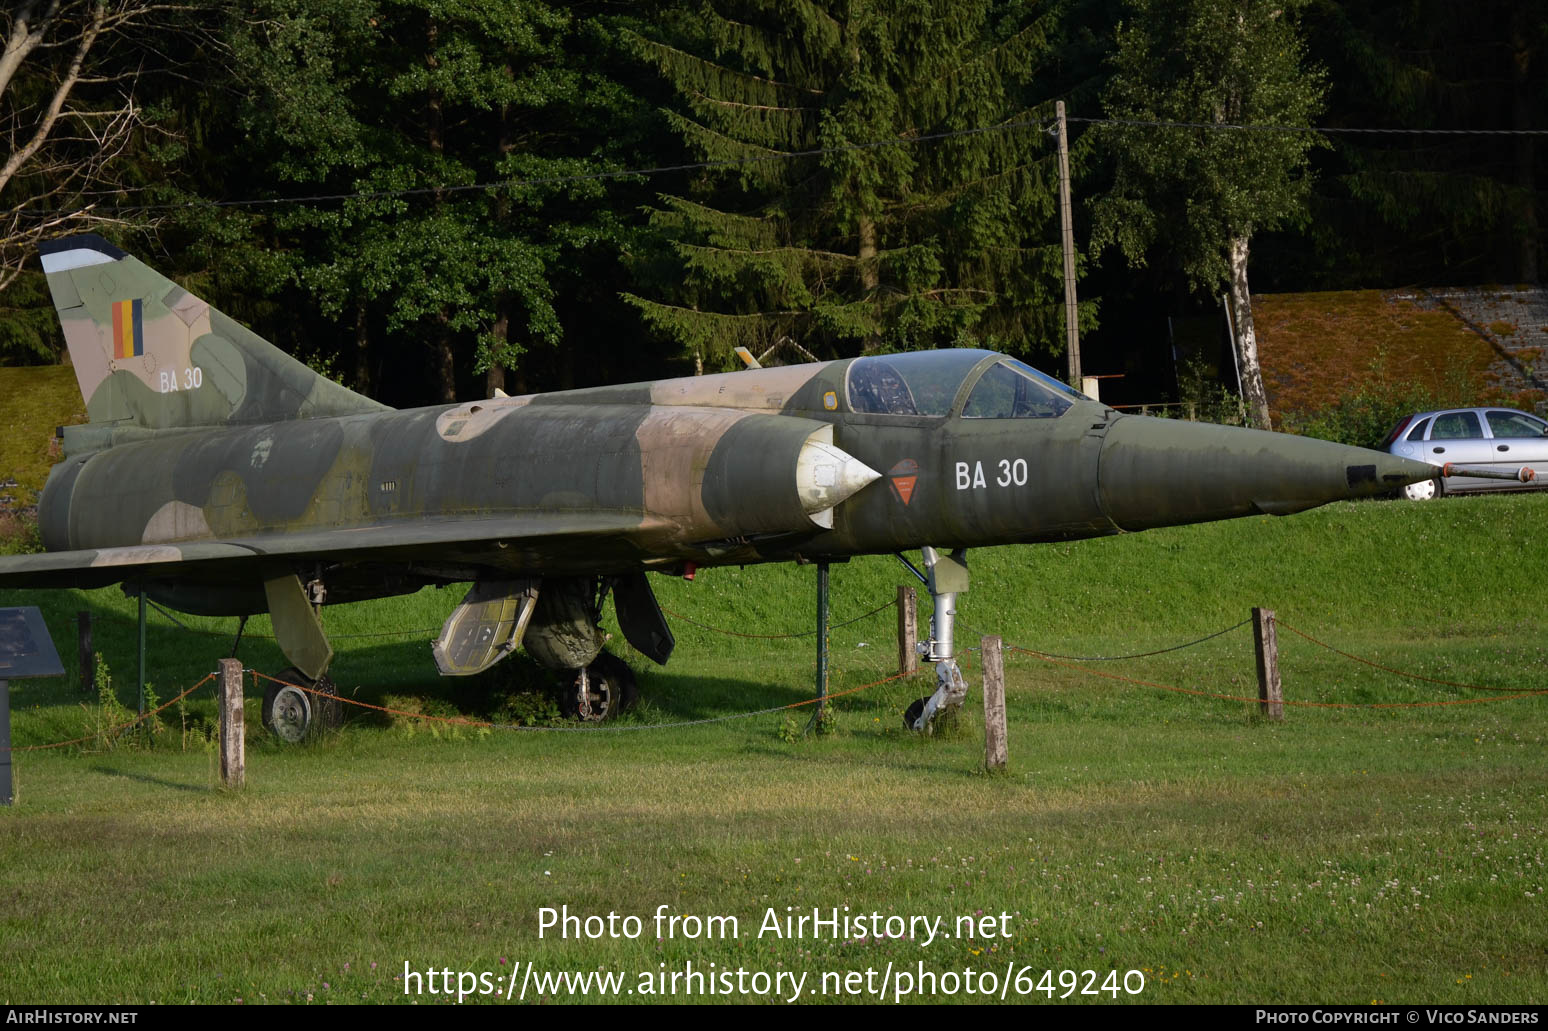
[1227,234,1273,430]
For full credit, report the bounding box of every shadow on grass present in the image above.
[321,638,863,723]
[88,763,210,794]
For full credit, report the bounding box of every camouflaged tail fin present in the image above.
[38,234,389,431]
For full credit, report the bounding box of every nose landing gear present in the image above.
[903,546,970,732]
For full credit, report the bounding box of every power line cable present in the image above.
[14,114,1547,221]
[1071,116,1548,136]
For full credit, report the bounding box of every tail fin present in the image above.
[38,234,387,432]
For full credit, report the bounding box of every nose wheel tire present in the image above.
[262,667,342,742]
[561,652,638,722]
[903,696,929,731]
[1400,478,1441,501]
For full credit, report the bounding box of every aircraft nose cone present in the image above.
[1097,416,1438,532]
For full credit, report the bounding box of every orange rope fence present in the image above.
[4,675,214,752]
[1008,628,1548,710]
[1275,620,1513,692]
[251,667,914,733]
[10,611,1545,753]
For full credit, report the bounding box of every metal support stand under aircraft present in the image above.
[899,547,970,732]
[806,560,830,734]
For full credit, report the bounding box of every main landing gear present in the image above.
[903,546,970,733]
[261,667,342,742]
[561,651,639,722]
[257,568,662,738]
[260,571,342,741]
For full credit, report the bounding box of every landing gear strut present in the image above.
[904,546,970,732]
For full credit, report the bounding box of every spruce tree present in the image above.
[623,0,1069,369]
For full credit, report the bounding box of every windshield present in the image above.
[846,350,992,416]
[962,359,1082,419]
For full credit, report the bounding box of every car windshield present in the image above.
[846,350,992,416]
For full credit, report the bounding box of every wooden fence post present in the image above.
[981,635,1008,770]
[1253,607,1283,720]
[77,611,92,694]
[218,658,244,788]
[897,585,918,676]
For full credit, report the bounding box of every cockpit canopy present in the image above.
[845,349,1084,419]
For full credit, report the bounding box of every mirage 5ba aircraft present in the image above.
[0,234,1446,739]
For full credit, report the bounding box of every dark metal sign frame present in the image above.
[1,605,67,806]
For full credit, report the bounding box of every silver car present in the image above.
[1384,407,1548,499]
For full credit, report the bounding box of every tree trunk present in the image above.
[353,302,372,396]
[858,213,881,354]
[485,303,508,398]
[847,21,882,357]
[434,311,456,404]
[1227,234,1273,430]
[426,18,455,402]
[484,96,513,399]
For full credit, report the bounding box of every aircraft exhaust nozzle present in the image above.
[796,431,881,529]
[1097,416,1442,532]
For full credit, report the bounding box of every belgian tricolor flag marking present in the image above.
[112,298,143,359]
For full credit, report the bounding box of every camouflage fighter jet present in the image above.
[0,235,1456,738]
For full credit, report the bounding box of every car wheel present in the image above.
[1400,477,1441,501]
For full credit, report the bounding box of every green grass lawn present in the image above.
[2,494,1546,1004]
[0,364,84,552]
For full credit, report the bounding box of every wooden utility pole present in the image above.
[1252,607,1283,720]
[896,585,918,675]
[981,635,1008,770]
[218,658,245,788]
[1056,101,1081,388]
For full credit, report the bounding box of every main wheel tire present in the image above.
[903,696,929,731]
[560,652,639,722]
[262,667,342,742]
[1401,477,1442,501]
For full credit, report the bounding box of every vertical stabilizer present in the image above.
[38,234,388,431]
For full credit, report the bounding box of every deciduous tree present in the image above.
[0,1,193,293]
[1090,0,1324,429]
